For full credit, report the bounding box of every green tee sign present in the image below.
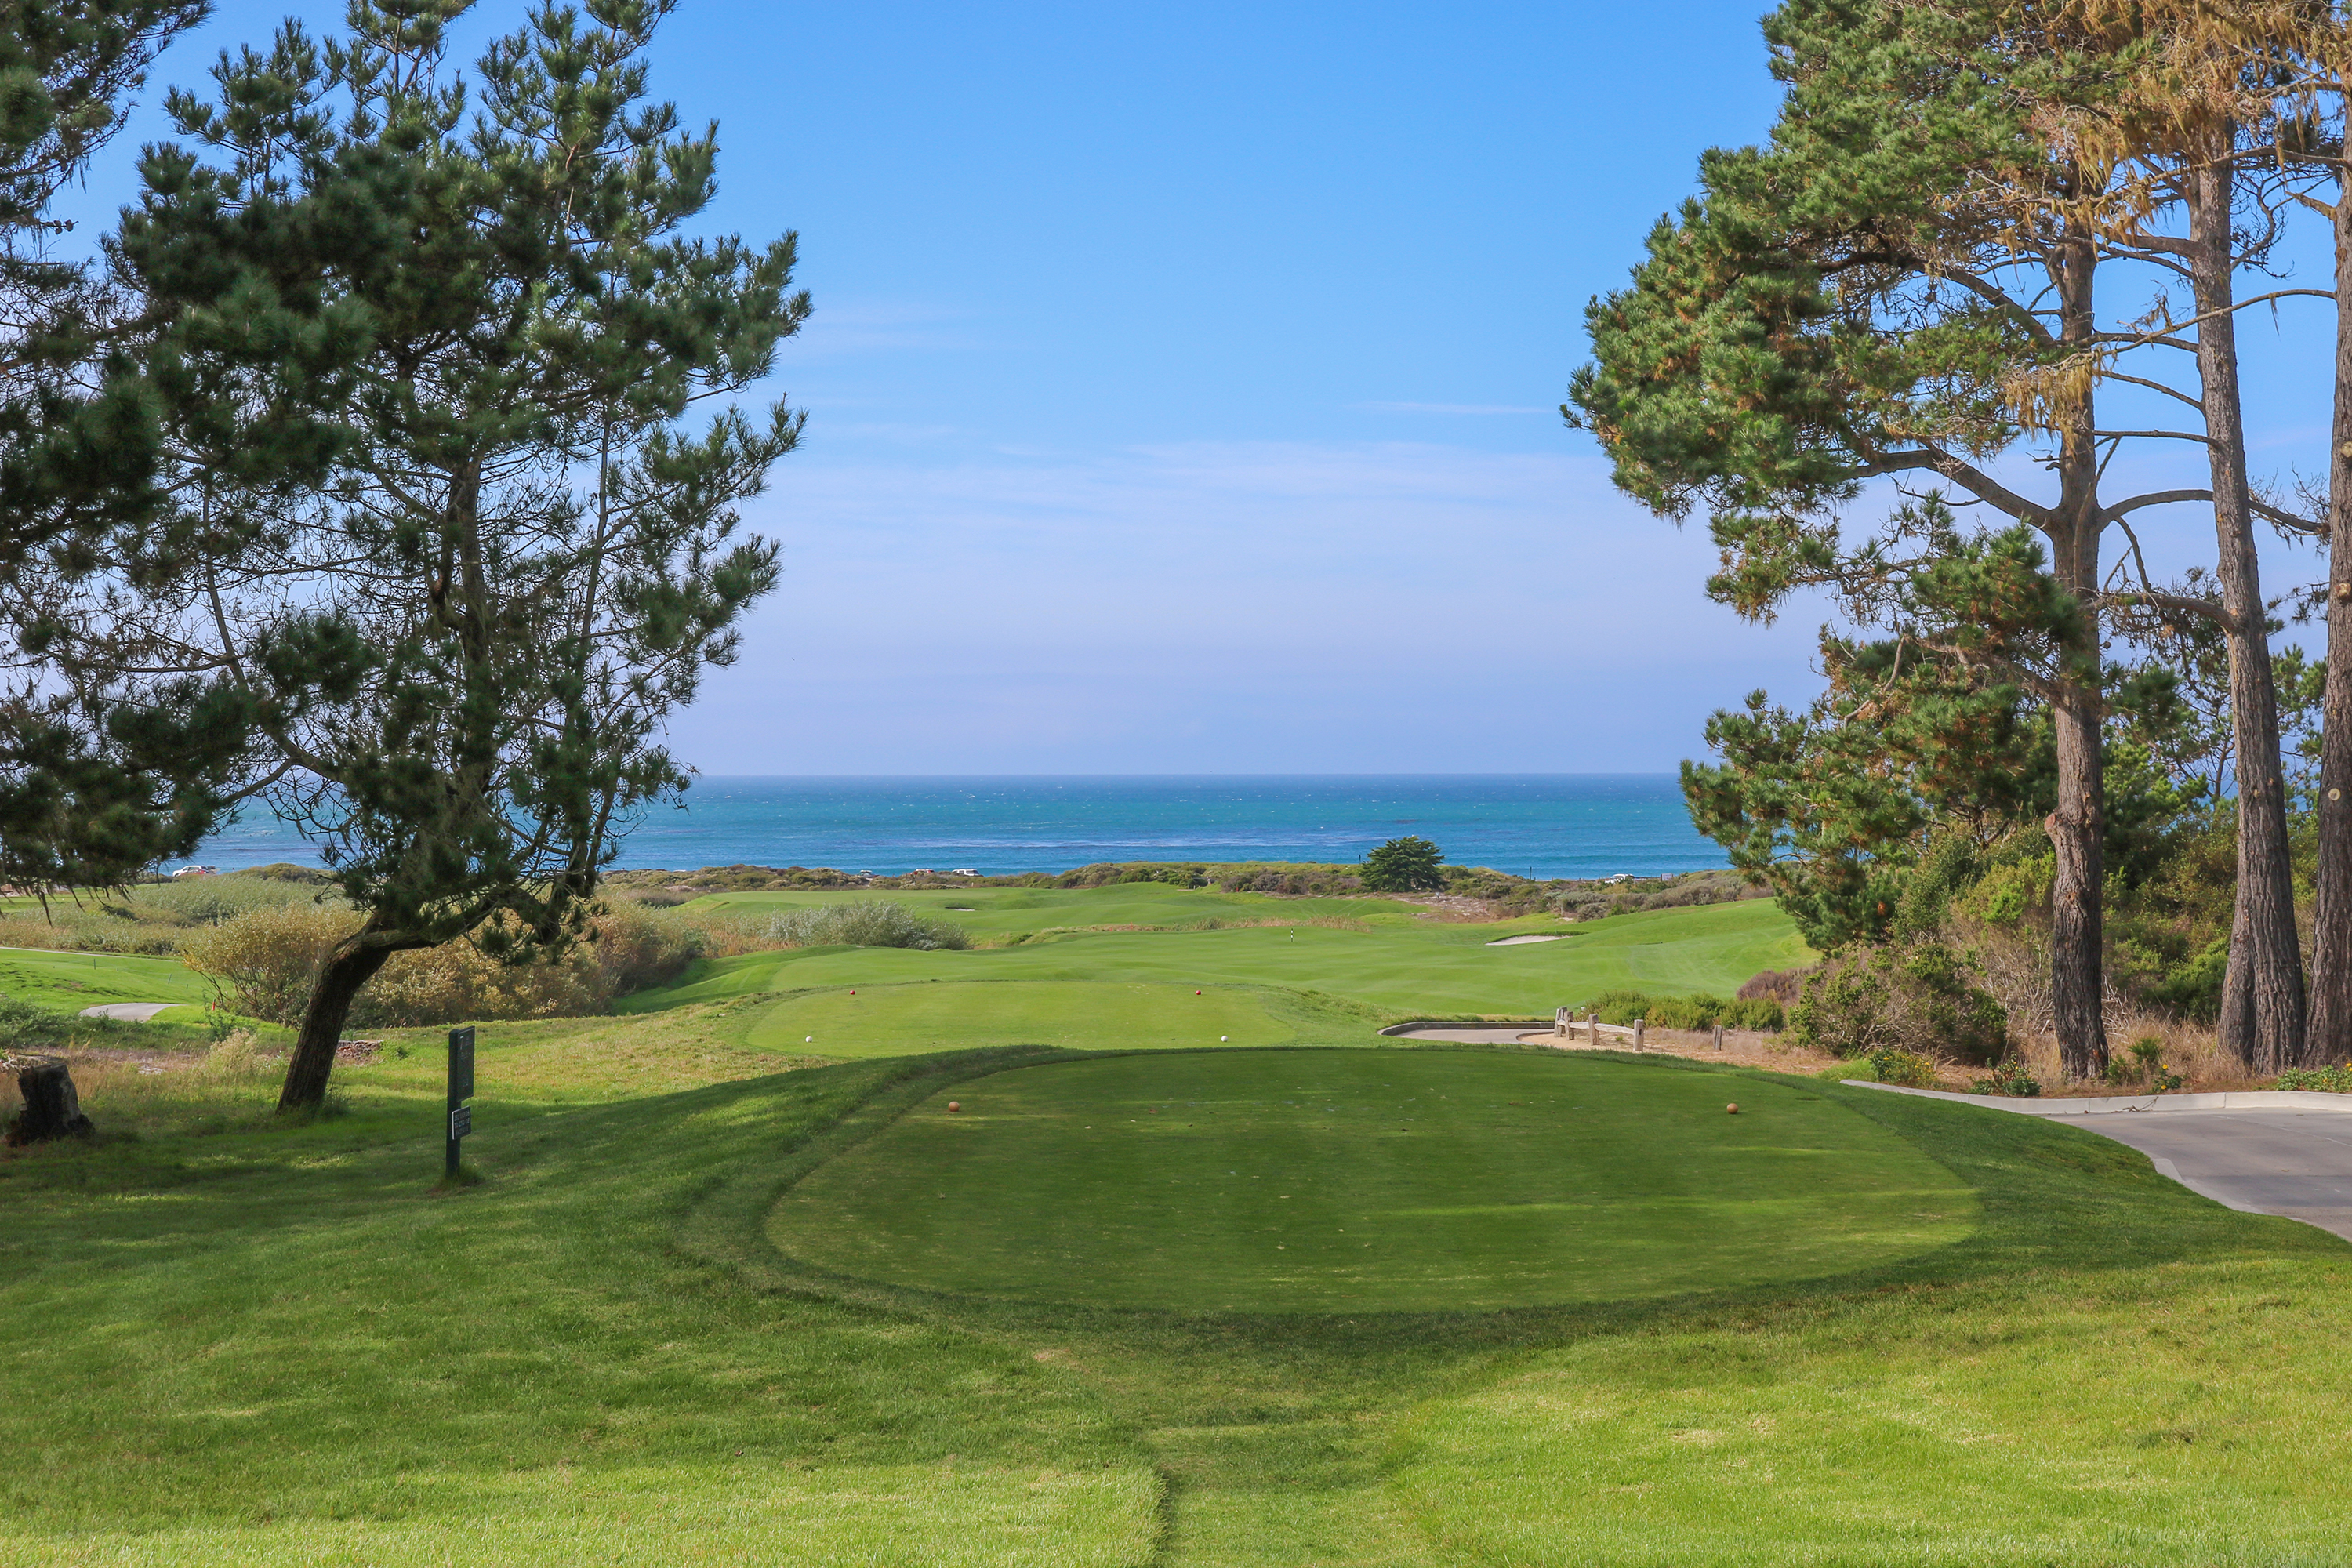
[446,1025,475,1177]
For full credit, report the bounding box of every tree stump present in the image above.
[5,1054,94,1145]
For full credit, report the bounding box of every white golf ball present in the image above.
[1220,1035,1229,1042]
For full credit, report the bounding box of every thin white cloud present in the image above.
[673,438,1832,773]
[1356,401,1555,416]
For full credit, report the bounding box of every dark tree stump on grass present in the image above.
[5,1054,94,1145]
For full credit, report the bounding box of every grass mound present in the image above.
[766,1050,1978,1312]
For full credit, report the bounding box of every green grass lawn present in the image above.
[0,943,210,1014]
[9,1024,2352,1564]
[626,896,1811,1064]
[769,1050,1976,1311]
[741,979,1308,1057]
[689,880,1432,933]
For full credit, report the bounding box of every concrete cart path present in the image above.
[1849,1082,2352,1243]
[1386,1025,1544,1044]
[2060,1111,2352,1242]
[78,1001,178,1022]
[1378,1022,1555,1044]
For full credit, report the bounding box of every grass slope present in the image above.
[768,1050,1976,1311]
[0,944,210,1014]
[8,1026,2352,1564]
[629,897,1810,1062]
[741,979,1305,1058]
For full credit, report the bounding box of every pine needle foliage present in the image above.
[82,0,802,1107]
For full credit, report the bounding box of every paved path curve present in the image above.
[2068,1110,2352,1240]
[1851,1083,2352,1242]
[78,1002,178,1022]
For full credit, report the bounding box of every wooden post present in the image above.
[1633,1018,1646,1053]
[1713,1023,1725,1051]
[4,1054,93,1145]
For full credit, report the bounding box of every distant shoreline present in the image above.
[185,775,1731,884]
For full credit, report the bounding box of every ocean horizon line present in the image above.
[188,775,1722,882]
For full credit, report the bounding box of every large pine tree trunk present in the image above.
[277,942,397,1112]
[2048,676,2107,1077]
[2190,154,2307,1073]
[2305,175,2352,1067]
[2045,225,2109,1081]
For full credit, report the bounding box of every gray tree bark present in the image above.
[2045,221,2110,1081]
[2189,152,2307,1073]
[2305,173,2352,1067]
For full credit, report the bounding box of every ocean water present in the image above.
[189,775,1723,882]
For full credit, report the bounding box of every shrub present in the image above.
[1054,862,1208,889]
[205,1029,268,1078]
[181,905,355,1025]
[132,871,335,925]
[1785,942,2008,1065]
[759,900,971,951]
[2275,1064,2352,1093]
[0,995,68,1051]
[356,930,604,1026]
[1972,1056,2043,1097]
[186,901,717,1028]
[1360,837,1446,893]
[2100,1035,2188,1094]
[1216,866,1367,896]
[1864,1047,1940,1088]
[1737,967,1811,1006]
[1583,989,1783,1032]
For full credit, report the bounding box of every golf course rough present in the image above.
[767,1050,1980,1312]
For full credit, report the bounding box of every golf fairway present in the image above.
[767,1050,1980,1312]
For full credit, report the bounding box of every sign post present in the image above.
[446,1024,475,1178]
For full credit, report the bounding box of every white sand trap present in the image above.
[1486,934,1568,946]
[79,1002,177,1022]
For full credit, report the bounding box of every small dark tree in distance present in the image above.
[1362,836,1446,892]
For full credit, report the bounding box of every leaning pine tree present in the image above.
[103,0,803,1109]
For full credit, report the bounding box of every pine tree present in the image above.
[82,0,801,1107]
[1570,0,2190,1076]
[2054,0,2321,1071]
[0,0,231,892]
[1362,837,1446,893]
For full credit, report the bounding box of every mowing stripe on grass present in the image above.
[766,1049,1980,1313]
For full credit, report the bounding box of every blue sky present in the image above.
[60,2,2337,775]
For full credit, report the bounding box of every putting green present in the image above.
[742,980,1302,1058]
[767,1051,1979,1312]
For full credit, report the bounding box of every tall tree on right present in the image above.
[1570,0,2198,1078]
[2060,0,2321,1071]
